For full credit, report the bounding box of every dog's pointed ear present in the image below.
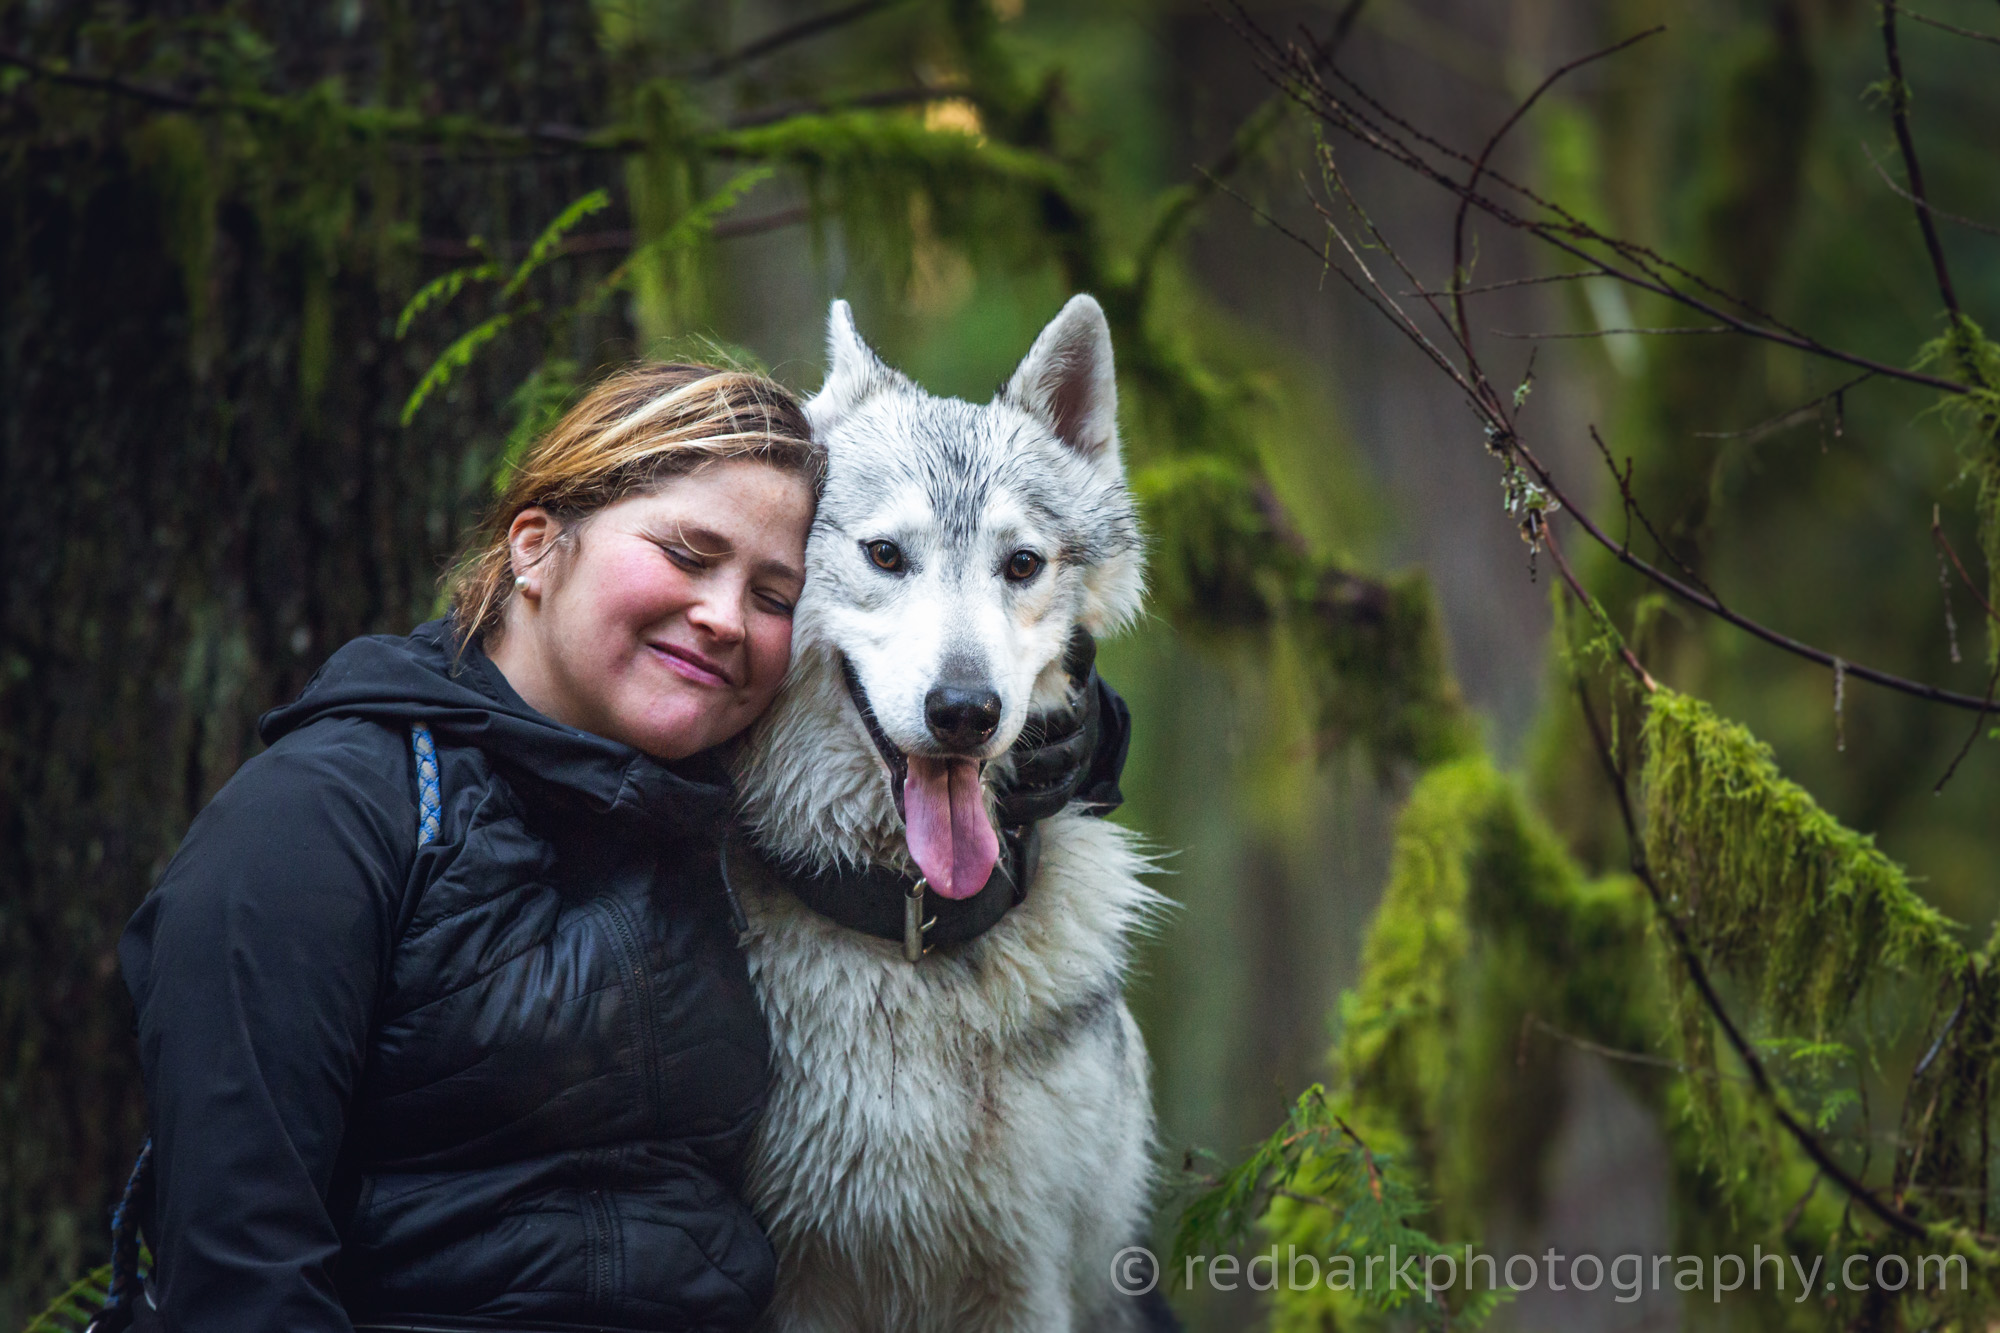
[807,300,904,433]
[1000,294,1120,468]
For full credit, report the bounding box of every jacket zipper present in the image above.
[593,897,663,1135]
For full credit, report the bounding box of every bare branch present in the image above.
[1522,440,2000,712]
[1933,511,2000,627]
[1544,525,1658,692]
[1402,269,1611,298]
[1932,663,1997,791]
[1864,143,2000,238]
[1449,25,1665,357]
[1881,1,1965,325]
[0,44,203,109]
[1525,1015,1747,1082]
[724,85,964,130]
[1491,325,1732,340]
[1312,147,1470,368]
[1904,8,2000,49]
[1692,373,1873,442]
[1586,425,1721,601]
[1221,8,1981,398]
[1207,171,1480,401]
[688,0,909,80]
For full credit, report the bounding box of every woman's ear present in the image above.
[507,507,561,599]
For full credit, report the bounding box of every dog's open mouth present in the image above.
[840,657,1000,901]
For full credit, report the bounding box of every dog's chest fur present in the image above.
[736,810,1161,1333]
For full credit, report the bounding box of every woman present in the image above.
[115,362,1131,1332]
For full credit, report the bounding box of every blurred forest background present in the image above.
[5,0,2000,1328]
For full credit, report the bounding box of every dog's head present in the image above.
[793,295,1144,898]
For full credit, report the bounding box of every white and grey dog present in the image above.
[729,294,1169,1332]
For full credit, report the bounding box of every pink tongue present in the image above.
[902,756,1000,900]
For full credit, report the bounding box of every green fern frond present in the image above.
[400,304,537,426]
[394,259,504,340]
[22,1263,111,1332]
[588,167,771,305]
[1180,1085,1505,1329]
[499,188,611,302]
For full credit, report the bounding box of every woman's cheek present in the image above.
[601,545,692,628]
[752,618,795,695]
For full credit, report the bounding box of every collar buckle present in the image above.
[903,878,936,962]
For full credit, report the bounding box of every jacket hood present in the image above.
[260,619,731,835]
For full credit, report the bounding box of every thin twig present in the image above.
[1402,269,1610,297]
[1932,510,2000,626]
[1221,6,1980,399]
[0,44,199,108]
[1903,8,2000,49]
[1544,525,1658,692]
[1526,1015,1747,1081]
[1933,660,2000,792]
[688,0,907,79]
[1312,148,1469,371]
[1864,144,2000,238]
[1448,25,1665,356]
[1515,440,2000,712]
[1882,0,1964,324]
[1587,426,1719,600]
[1210,172,1478,400]
[1692,373,1874,441]
[1492,325,1731,340]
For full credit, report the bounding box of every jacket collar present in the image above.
[260,619,732,838]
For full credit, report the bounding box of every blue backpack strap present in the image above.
[88,1137,153,1332]
[411,724,442,847]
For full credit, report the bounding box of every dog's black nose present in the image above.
[925,686,1002,750]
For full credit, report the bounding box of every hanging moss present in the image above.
[1133,455,1476,771]
[1245,756,1654,1328]
[1917,317,2000,665]
[127,114,220,376]
[1640,688,1963,1036]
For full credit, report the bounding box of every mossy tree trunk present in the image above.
[0,3,623,1317]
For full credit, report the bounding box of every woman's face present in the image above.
[493,459,815,760]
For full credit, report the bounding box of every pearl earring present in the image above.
[514,575,530,590]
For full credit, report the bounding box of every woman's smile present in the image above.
[650,639,735,688]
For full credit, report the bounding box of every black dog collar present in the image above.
[721,821,1040,961]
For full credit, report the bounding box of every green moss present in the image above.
[1640,689,1963,1035]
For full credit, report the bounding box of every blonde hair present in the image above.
[448,362,821,649]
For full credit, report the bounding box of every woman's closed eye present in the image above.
[755,588,797,617]
[659,543,708,572]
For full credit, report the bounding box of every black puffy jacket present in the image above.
[120,620,775,1333]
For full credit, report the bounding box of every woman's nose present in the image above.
[685,586,747,645]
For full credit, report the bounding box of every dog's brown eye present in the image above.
[865,540,906,573]
[1005,550,1044,582]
